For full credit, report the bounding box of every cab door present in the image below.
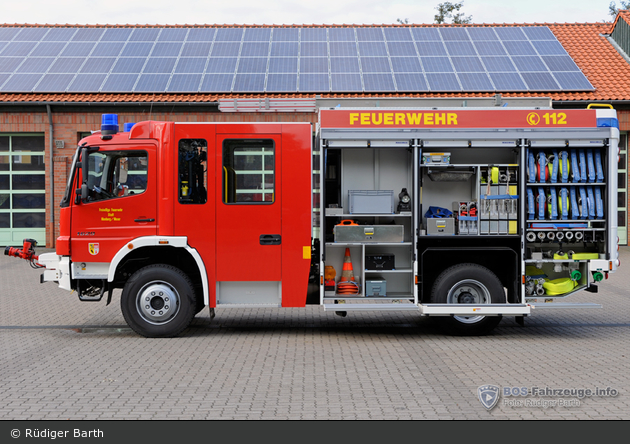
[215,132,282,304]
[71,144,157,263]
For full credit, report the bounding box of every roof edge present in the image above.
[0,22,616,28]
[608,9,630,34]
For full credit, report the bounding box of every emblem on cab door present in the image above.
[88,243,100,255]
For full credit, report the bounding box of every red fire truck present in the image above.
[6,105,621,337]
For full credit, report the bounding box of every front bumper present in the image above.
[39,252,72,292]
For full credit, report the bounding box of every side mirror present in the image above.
[80,147,89,203]
[74,143,99,204]
[81,183,89,202]
[81,147,89,182]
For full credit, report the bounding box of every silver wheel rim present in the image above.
[136,280,181,325]
[446,279,491,324]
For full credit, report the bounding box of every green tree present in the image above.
[434,1,472,24]
[609,1,630,18]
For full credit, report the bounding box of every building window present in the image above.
[0,134,46,246]
[619,132,628,245]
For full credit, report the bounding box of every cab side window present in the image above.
[178,139,207,204]
[222,139,275,204]
[84,151,147,202]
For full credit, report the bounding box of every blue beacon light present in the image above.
[101,114,119,135]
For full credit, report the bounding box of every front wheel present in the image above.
[121,265,197,338]
[430,263,505,336]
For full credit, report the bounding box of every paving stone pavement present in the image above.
[0,248,629,420]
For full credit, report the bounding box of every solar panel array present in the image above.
[0,26,594,93]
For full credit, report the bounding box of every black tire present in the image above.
[430,263,505,336]
[121,264,196,338]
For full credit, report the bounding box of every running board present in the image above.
[323,303,419,312]
[529,302,602,309]
[420,304,531,316]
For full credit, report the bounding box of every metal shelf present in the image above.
[324,293,414,301]
[427,234,521,238]
[364,269,412,273]
[365,242,413,246]
[324,213,412,217]
[526,220,604,224]
[421,164,515,168]
[526,182,605,186]
[526,227,606,231]
[524,259,601,263]
[326,242,412,246]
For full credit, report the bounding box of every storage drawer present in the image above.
[427,218,455,235]
[334,225,404,243]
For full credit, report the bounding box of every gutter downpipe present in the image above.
[46,104,54,248]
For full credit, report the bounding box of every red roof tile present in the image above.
[1,20,630,103]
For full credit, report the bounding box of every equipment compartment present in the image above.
[321,143,416,304]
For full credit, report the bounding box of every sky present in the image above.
[0,0,621,26]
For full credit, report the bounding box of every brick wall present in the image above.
[618,109,630,131]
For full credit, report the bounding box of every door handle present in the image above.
[259,234,281,245]
[134,218,155,223]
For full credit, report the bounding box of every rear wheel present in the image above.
[121,264,196,338]
[430,263,505,336]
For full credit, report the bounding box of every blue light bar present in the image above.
[123,122,135,132]
[101,114,119,135]
[596,117,619,129]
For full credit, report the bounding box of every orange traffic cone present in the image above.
[337,248,359,295]
[340,248,354,282]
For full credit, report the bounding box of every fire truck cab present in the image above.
[22,106,620,337]
[42,118,312,337]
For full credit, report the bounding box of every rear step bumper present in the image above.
[322,302,601,314]
[529,302,602,309]
[323,303,533,315]
[323,303,419,311]
[420,304,531,316]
